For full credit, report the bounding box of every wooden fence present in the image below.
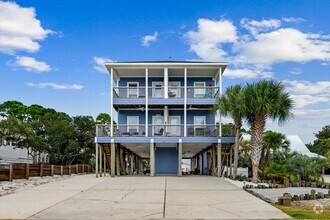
[0,163,91,182]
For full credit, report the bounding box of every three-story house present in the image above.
[95,61,235,177]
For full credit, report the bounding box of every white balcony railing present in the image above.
[96,124,235,137]
[113,86,219,99]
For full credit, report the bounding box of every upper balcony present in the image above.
[113,86,220,107]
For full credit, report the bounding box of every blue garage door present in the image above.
[155,147,178,175]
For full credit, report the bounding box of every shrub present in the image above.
[264,162,288,183]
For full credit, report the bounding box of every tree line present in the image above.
[0,101,112,165]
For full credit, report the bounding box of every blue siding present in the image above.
[118,77,214,87]
[155,147,178,175]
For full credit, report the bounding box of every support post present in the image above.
[212,144,216,176]
[95,143,99,178]
[116,144,121,176]
[230,145,233,179]
[130,153,134,175]
[145,68,149,137]
[217,140,222,177]
[26,163,30,180]
[9,164,13,182]
[103,152,106,176]
[178,139,182,176]
[99,145,102,177]
[40,163,43,177]
[51,165,54,176]
[164,68,168,99]
[218,67,222,137]
[110,68,114,137]
[111,140,115,177]
[150,139,155,177]
[184,68,187,137]
[60,165,63,176]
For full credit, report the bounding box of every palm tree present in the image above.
[261,131,290,167]
[214,85,245,178]
[244,80,293,183]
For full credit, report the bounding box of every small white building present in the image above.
[0,140,48,165]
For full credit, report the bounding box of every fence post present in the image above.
[9,164,13,182]
[87,165,90,173]
[76,164,79,174]
[50,165,53,176]
[40,163,43,177]
[26,163,29,180]
[69,165,71,175]
[60,165,63,176]
[82,164,85,173]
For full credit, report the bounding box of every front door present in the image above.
[152,115,164,136]
[168,82,181,98]
[168,116,180,136]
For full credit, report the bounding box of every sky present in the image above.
[0,0,329,143]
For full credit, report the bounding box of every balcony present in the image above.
[113,86,219,99]
[96,124,235,137]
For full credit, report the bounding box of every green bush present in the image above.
[234,175,249,181]
[264,162,288,183]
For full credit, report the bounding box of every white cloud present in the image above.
[289,68,302,75]
[293,108,330,119]
[185,19,237,61]
[224,67,273,79]
[13,56,51,72]
[185,18,330,78]
[141,32,158,47]
[240,18,281,36]
[282,17,305,23]
[27,82,83,90]
[93,56,113,73]
[0,1,53,54]
[233,28,330,66]
[290,94,329,108]
[286,80,330,95]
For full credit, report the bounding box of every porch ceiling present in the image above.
[122,143,210,158]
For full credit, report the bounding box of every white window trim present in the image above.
[152,82,164,98]
[168,115,181,136]
[169,81,181,98]
[127,82,139,98]
[194,116,206,126]
[194,82,206,98]
[127,116,139,132]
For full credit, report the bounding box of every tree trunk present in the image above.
[233,125,240,179]
[250,114,266,183]
[252,162,259,183]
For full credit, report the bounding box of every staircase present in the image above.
[101,144,111,169]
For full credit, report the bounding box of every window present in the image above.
[194,116,206,136]
[194,116,206,126]
[168,82,181,98]
[127,82,139,98]
[127,116,139,133]
[152,82,164,98]
[194,82,206,98]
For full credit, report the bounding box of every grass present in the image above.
[274,204,330,219]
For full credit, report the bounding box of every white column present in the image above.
[110,68,114,137]
[99,145,102,177]
[164,106,168,136]
[218,67,222,136]
[184,68,187,137]
[150,139,155,177]
[164,68,168,99]
[145,68,148,137]
[178,139,182,176]
[217,139,222,177]
[111,139,115,177]
[95,143,99,178]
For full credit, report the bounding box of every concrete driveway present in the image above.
[0,174,289,219]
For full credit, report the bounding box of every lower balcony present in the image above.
[96,124,235,137]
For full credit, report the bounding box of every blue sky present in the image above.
[0,0,329,143]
